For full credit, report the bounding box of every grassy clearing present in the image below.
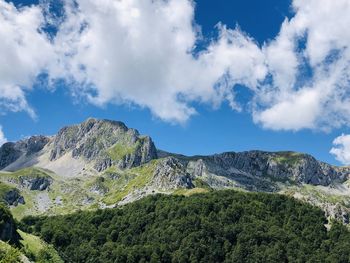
[173,188,210,196]
[272,152,303,166]
[10,191,36,220]
[18,230,44,257]
[18,230,63,263]
[193,178,212,189]
[0,168,52,182]
[103,160,158,205]
[107,141,139,161]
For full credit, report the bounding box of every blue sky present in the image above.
[1,0,350,165]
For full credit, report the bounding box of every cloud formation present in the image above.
[53,0,266,122]
[254,0,350,131]
[330,134,350,165]
[0,0,54,118]
[1,0,350,132]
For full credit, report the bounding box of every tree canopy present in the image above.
[21,190,350,263]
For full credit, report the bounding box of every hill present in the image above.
[21,190,350,263]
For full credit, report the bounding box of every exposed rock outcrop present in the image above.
[0,143,21,170]
[3,189,25,206]
[182,151,349,187]
[19,176,52,191]
[0,136,50,170]
[151,157,194,190]
[90,177,109,195]
[50,118,158,171]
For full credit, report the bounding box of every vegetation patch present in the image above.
[0,168,52,181]
[0,182,16,202]
[103,160,158,205]
[272,152,303,166]
[18,230,63,263]
[193,178,212,189]
[0,241,23,263]
[173,187,209,196]
[21,190,350,263]
[107,141,139,161]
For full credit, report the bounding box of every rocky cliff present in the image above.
[49,118,157,171]
[0,136,49,170]
[183,151,349,187]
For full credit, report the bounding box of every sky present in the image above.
[1,0,350,165]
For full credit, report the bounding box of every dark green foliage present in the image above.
[21,190,350,263]
[0,205,19,245]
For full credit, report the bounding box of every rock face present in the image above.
[0,143,21,170]
[0,136,50,170]
[19,176,52,191]
[4,189,25,206]
[181,151,349,187]
[151,157,194,190]
[49,118,158,171]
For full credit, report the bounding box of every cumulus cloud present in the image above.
[1,0,350,131]
[330,134,350,165]
[0,126,7,146]
[53,0,267,122]
[253,0,350,131]
[0,0,55,118]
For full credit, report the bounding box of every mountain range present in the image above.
[0,118,349,223]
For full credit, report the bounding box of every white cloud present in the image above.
[330,134,350,165]
[253,87,322,131]
[0,0,55,118]
[1,0,350,133]
[0,126,7,146]
[52,0,266,123]
[253,0,350,131]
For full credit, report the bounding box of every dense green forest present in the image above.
[0,204,20,245]
[20,190,350,263]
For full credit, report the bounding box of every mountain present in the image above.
[0,118,157,174]
[0,118,349,223]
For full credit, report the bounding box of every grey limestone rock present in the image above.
[0,136,50,169]
[50,118,158,171]
[151,157,194,190]
[19,176,52,191]
[185,151,349,187]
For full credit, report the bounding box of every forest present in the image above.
[19,190,350,263]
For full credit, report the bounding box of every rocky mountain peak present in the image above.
[49,118,157,171]
[0,135,50,170]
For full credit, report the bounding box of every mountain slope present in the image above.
[21,190,350,263]
[0,118,349,223]
[1,118,157,176]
